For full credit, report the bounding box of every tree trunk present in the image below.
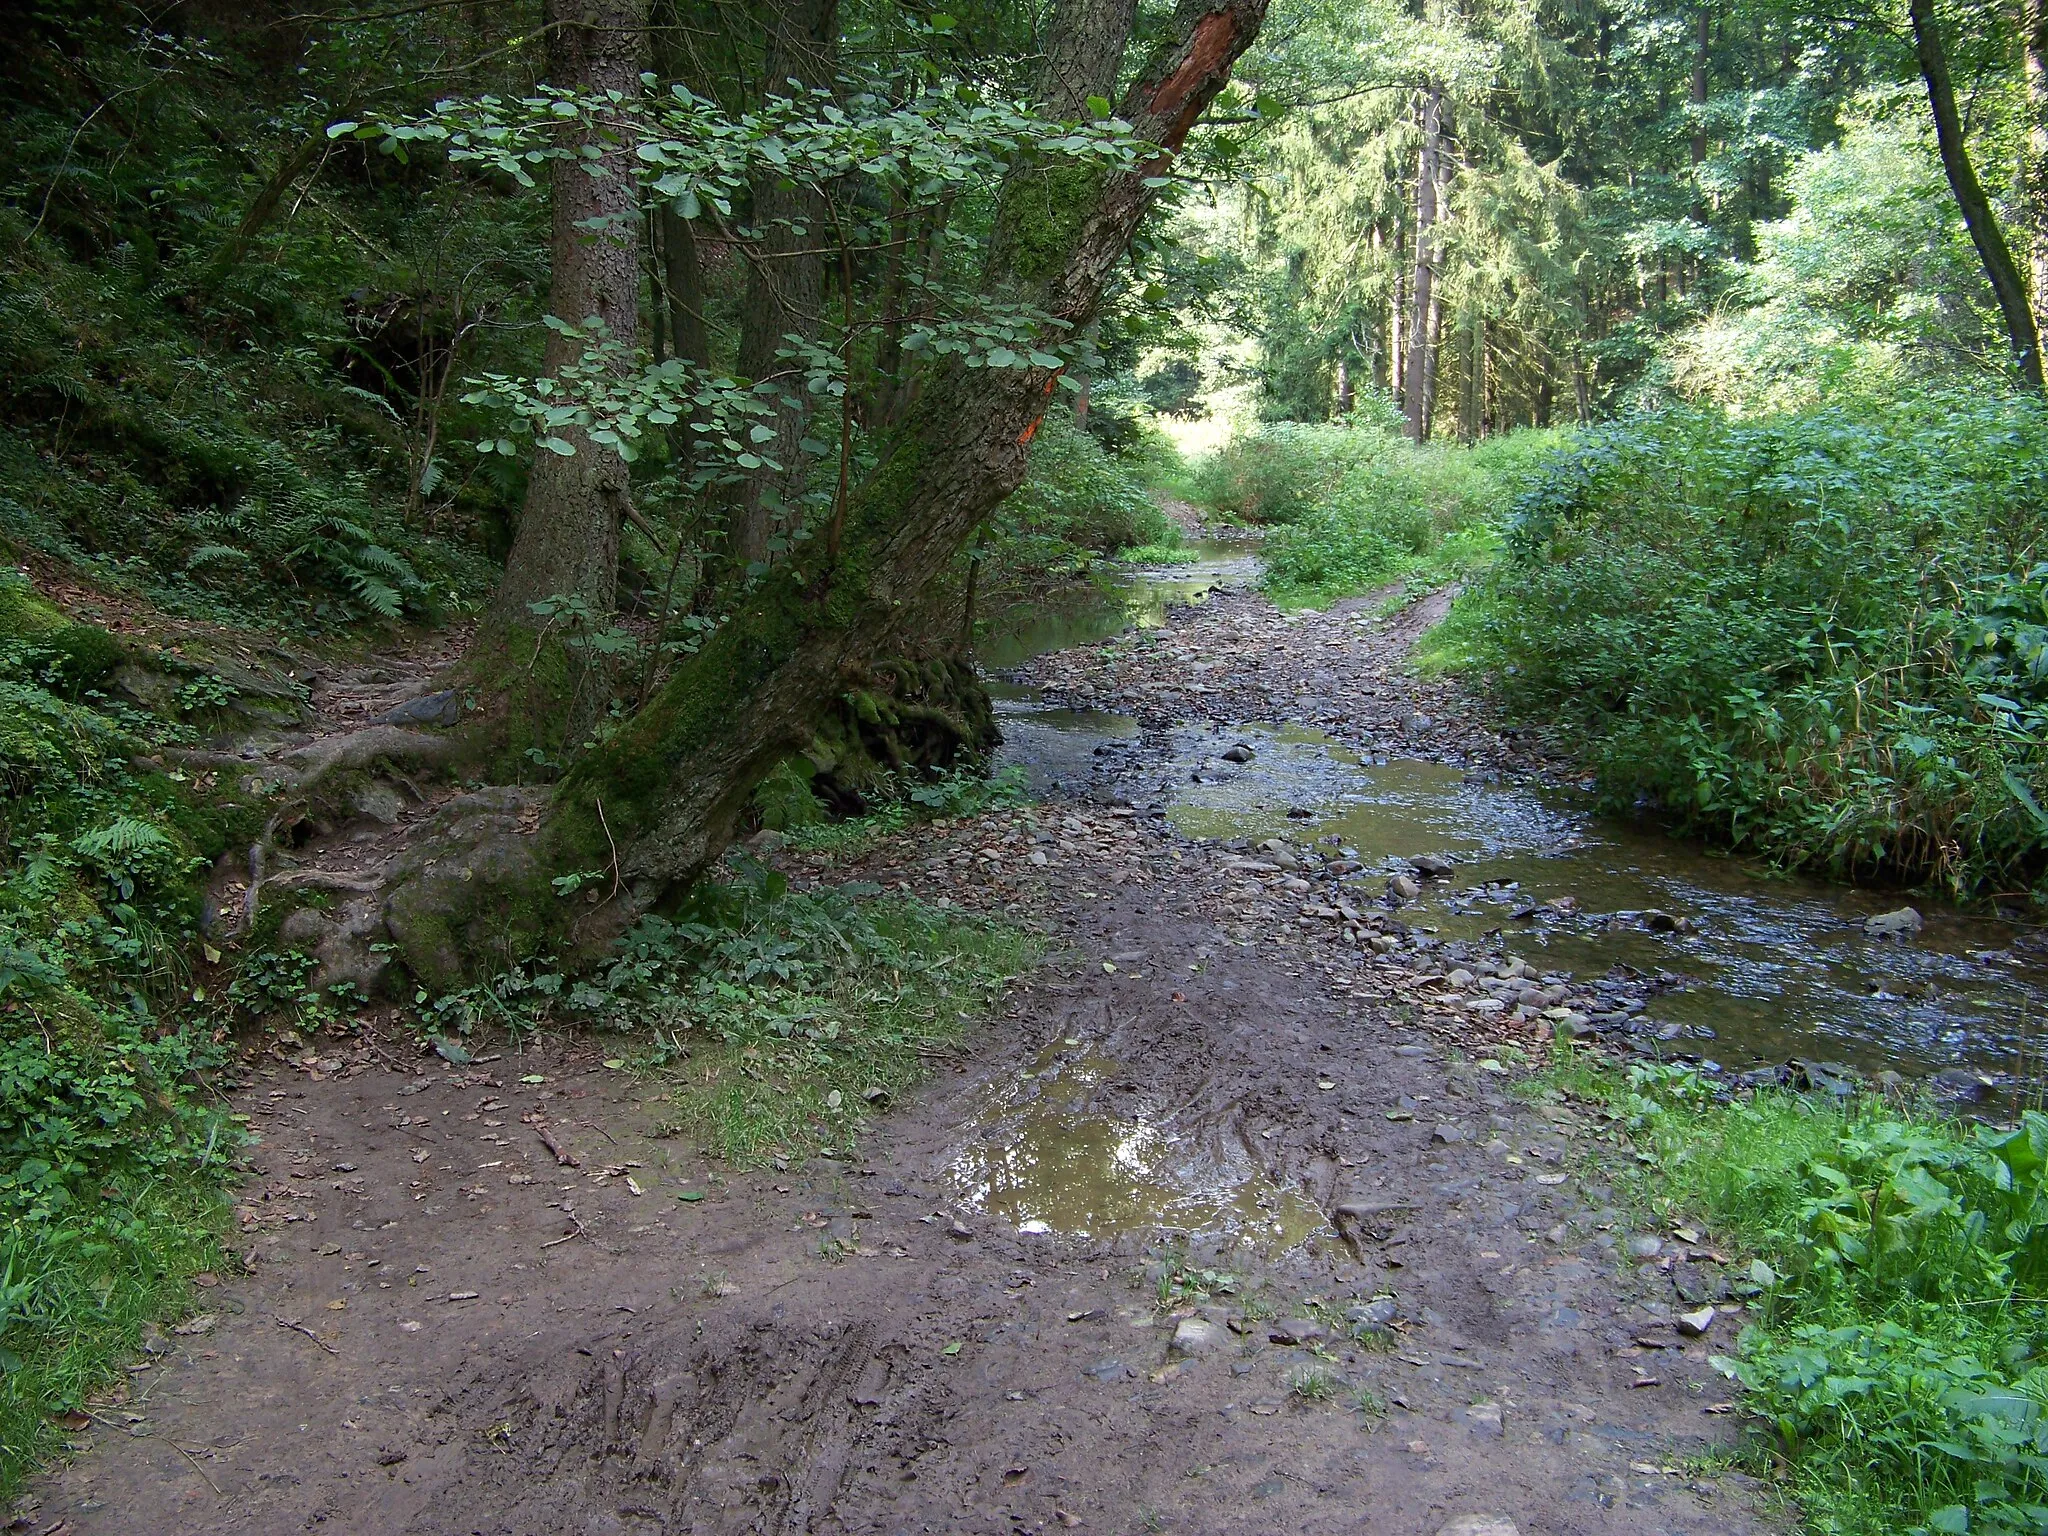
[205,131,327,286]
[1039,0,1136,115]
[1391,217,1408,411]
[2028,0,2048,334]
[1691,7,1709,171]
[1421,278,1442,440]
[1909,0,2045,389]
[384,0,1271,986]
[486,0,648,625]
[731,0,841,569]
[1403,85,1441,441]
[1333,354,1351,418]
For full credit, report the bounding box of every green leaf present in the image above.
[539,437,577,456]
[941,1340,963,1355]
[326,120,360,139]
[2000,768,2048,834]
[676,1190,705,1202]
[1086,95,1111,119]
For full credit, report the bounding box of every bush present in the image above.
[0,575,242,1494]
[1195,420,1563,605]
[1570,1059,2048,1536]
[996,410,1174,556]
[1466,392,2048,895]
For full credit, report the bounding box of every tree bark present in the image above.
[1403,85,1442,440]
[383,0,1271,985]
[486,0,649,625]
[730,0,841,569]
[205,131,327,285]
[1690,7,1709,170]
[2027,0,2048,334]
[1909,0,2044,389]
[1040,0,1137,116]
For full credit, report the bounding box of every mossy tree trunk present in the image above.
[485,0,650,627]
[730,0,841,570]
[386,0,1272,985]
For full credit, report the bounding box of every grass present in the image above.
[1529,1050,2048,1536]
[1188,420,1563,609]
[651,893,1035,1164]
[0,1179,231,1492]
[1120,540,1200,566]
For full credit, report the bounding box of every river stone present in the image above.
[1345,1298,1400,1333]
[1387,874,1421,901]
[1626,1235,1664,1260]
[1409,853,1455,878]
[1435,1519,1518,1536]
[1864,906,1924,940]
[1676,1306,1717,1337]
[1461,1401,1505,1438]
[1673,1262,1730,1304]
[1267,1318,1326,1346]
[1221,744,1255,763]
[1169,1317,1227,1359]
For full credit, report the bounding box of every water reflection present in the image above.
[950,1040,1328,1246]
[1168,725,2047,1080]
[974,544,1256,670]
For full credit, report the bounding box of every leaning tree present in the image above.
[337,0,1271,985]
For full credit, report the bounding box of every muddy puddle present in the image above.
[1168,724,2047,1083]
[951,1037,1328,1250]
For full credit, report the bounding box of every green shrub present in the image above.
[0,577,243,1495]
[1195,420,1562,605]
[992,411,1174,559]
[1467,392,2048,895]
[1570,1059,2048,1536]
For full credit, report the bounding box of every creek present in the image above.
[954,552,2048,1247]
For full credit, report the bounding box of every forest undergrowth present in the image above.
[1539,1053,2048,1536]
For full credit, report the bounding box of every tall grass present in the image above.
[1192,420,1564,606]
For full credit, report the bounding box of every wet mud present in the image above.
[46,558,1972,1536]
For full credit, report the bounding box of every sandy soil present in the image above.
[25,584,1782,1536]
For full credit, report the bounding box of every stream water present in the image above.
[954,553,2048,1245]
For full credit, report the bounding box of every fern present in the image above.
[71,816,170,864]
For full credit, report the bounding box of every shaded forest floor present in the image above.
[28,580,1782,1536]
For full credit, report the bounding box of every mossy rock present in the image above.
[0,571,123,694]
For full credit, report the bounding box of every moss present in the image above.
[446,621,581,781]
[0,571,123,694]
[993,160,1107,284]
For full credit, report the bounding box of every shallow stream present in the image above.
[955,553,2048,1245]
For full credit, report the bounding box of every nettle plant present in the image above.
[337,69,1148,538]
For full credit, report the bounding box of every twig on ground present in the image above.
[273,1315,340,1355]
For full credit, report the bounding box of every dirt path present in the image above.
[30,585,1781,1536]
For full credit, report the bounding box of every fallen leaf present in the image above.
[941,1341,963,1356]
[676,1190,705,1202]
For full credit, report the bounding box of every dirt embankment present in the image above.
[29,586,1779,1536]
